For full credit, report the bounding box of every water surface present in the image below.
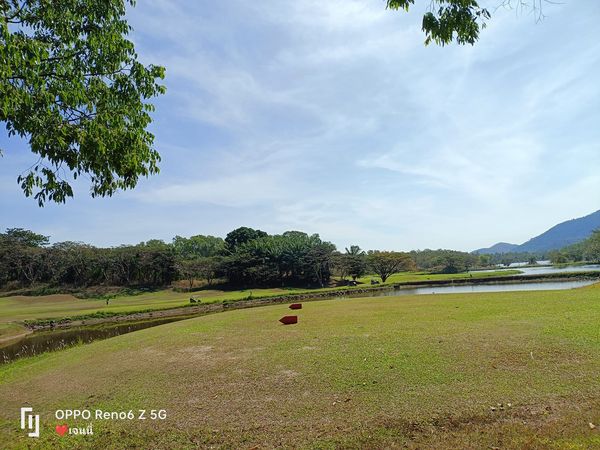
[366,279,596,297]
[0,316,190,364]
[473,264,600,276]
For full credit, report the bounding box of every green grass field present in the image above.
[1,285,599,448]
[354,269,521,285]
[0,270,518,340]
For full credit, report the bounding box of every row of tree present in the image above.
[0,232,178,289]
[164,228,417,288]
[0,226,497,291]
[548,231,600,264]
[479,252,544,267]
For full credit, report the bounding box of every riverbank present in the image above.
[0,270,518,338]
[20,270,600,333]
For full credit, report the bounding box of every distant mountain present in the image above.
[475,242,520,254]
[474,210,600,254]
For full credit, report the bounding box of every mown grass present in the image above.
[355,269,521,284]
[0,322,29,342]
[0,286,599,448]
[0,270,518,338]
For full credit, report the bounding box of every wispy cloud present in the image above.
[1,0,599,250]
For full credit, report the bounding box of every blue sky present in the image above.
[1,0,599,251]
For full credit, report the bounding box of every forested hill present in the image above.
[476,242,519,254]
[475,210,600,254]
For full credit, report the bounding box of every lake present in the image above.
[475,263,600,276]
[365,279,596,297]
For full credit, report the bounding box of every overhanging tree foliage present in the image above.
[0,0,165,205]
[1,1,556,205]
[387,1,556,45]
[387,0,491,45]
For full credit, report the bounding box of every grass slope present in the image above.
[1,286,599,448]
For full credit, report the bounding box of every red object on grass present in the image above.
[289,303,302,310]
[279,315,298,325]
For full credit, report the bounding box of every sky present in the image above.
[1,0,599,251]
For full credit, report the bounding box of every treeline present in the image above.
[478,252,544,267]
[410,249,478,274]
[0,227,490,292]
[548,230,600,264]
[473,230,600,266]
[0,231,178,289]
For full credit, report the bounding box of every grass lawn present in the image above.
[0,270,519,339]
[0,323,30,343]
[0,288,285,323]
[355,269,521,285]
[1,285,599,448]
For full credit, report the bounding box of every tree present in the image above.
[2,1,556,206]
[138,239,171,251]
[224,227,268,252]
[387,1,554,46]
[548,250,568,265]
[13,245,45,285]
[0,228,50,286]
[1,0,165,205]
[303,242,336,288]
[197,257,222,286]
[387,0,490,45]
[223,231,336,288]
[172,235,225,259]
[344,245,367,281]
[0,228,49,247]
[477,253,491,267]
[176,259,201,291]
[176,256,222,290]
[367,251,415,283]
[430,250,476,274]
[583,230,600,263]
[49,241,96,286]
[411,249,477,273]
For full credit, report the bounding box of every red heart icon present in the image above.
[55,424,68,436]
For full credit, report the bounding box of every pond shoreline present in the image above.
[22,271,600,333]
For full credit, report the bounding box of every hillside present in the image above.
[475,242,519,254]
[475,209,600,254]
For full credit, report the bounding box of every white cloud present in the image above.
[2,0,599,251]
[133,169,289,207]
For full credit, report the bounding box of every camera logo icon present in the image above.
[20,407,40,438]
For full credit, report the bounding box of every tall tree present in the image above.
[303,243,335,288]
[1,0,165,205]
[344,245,367,281]
[225,227,268,253]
